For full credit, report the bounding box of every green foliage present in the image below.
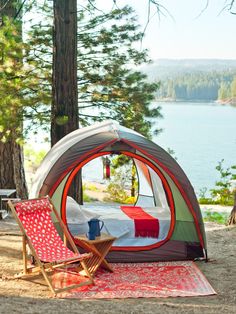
[0,12,51,142]
[203,210,228,224]
[198,187,213,204]
[104,155,138,203]
[218,81,231,100]
[55,115,69,126]
[83,183,99,192]
[24,144,48,172]
[156,70,236,102]
[124,196,137,204]
[210,160,235,205]
[0,17,25,141]
[104,182,130,203]
[22,1,161,139]
[76,3,161,137]
[199,160,236,205]
[83,193,93,203]
[217,76,236,103]
[1,2,161,143]
[230,76,236,98]
[82,184,98,202]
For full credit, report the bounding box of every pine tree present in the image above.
[1,2,161,201]
[27,2,161,137]
[0,1,51,197]
[230,76,236,103]
[0,1,28,198]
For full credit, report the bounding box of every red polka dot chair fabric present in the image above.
[15,198,79,263]
[8,196,94,295]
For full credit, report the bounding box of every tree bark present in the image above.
[12,141,28,199]
[51,0,78,145]
[131,161,136,197]
[51,0,82,202]
[228,192,236,225]
[0,138,28,199]
[0,141,15,189]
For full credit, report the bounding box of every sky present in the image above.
[98,0,236,60]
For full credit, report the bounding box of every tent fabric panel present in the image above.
[134,159,153,196]
[186,242,205,259]
[133,152,206,248]
[149,166,170,209]
[51,172,71,218]
[135,195,155,207]
[134,151,194,222]
[37,133,118,197]
[102,141,136,153]
[168,180,194,222]
[199,222,207,246]
[134,158,169,209]
[171,221,200,242]
[118,130,202,221]
[107,240,187,262]
[30,121,120,198]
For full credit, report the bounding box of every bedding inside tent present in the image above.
[66,200,171,247]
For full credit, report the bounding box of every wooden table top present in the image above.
[75,233,116,244]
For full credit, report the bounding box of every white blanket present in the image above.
[67,204,171,247]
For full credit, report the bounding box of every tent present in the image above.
[30,120,207,262]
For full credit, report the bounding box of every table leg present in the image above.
[0,196,3,219]
[94,241,114,272]
[79,242,114,275]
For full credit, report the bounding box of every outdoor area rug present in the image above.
[52,261,216,299]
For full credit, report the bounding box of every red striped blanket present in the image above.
[120,206,159,238]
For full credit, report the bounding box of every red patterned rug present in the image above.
[53,261,216,299]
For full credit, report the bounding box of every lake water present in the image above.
[153,102,236,196]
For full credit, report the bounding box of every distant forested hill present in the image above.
[141,59,236,102]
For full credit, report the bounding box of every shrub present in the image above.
[203,210,228,225]
[198,161,236,206]
[104,182,129,203]
[124,196,137,204]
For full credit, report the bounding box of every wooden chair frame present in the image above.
[8,196,94,296]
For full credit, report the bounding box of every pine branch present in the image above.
[14,0,28,20]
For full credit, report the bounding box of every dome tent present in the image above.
[30,120,207,262]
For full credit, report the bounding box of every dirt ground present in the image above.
[0,216,235,314]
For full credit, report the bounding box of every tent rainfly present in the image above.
[30,120,207,262]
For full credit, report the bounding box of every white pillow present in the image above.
[83,208,100,221]
[66,196,100,224]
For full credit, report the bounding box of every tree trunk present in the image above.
[68,170,83,204]
[0,139,28,200]
[228,192,236,225]
[0,1,16,19]
[0,0,28,200]
[12,141,28,199]
[51,0,82,202]
[0,141,15,189]
[51,0,78,145]
[131,161,136,197]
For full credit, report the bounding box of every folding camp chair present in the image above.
[8,196,94,296]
